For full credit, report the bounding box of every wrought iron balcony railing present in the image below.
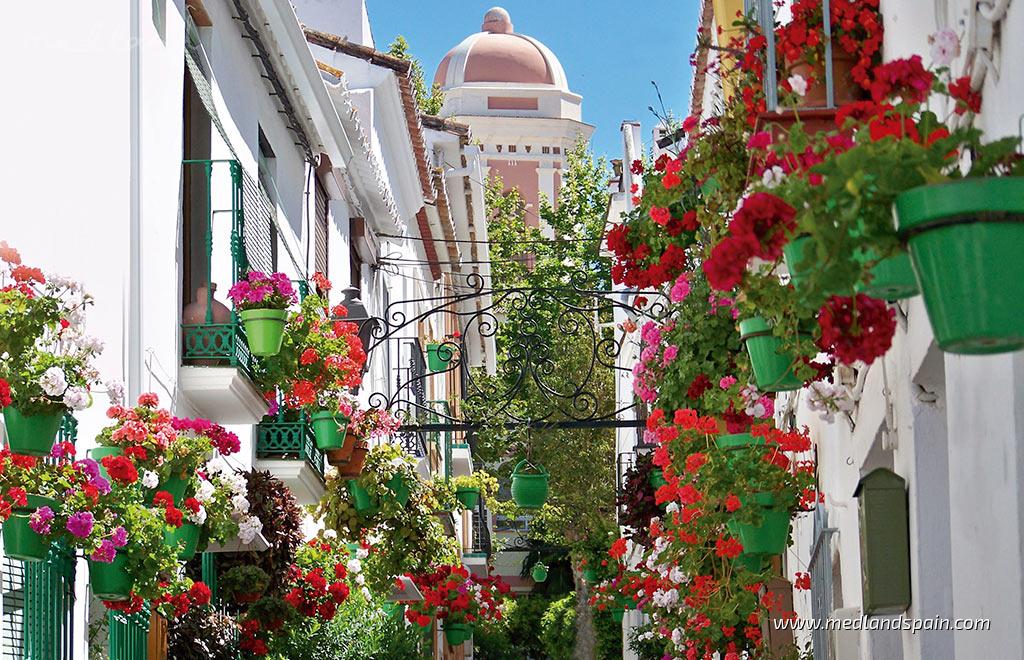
[255,413,326,481]
[470,499,493,557]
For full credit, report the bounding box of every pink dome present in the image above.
[433,8,569,90]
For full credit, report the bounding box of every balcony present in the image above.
[253,414,326,506]
[178,159,272,424]
[463,500,493,578]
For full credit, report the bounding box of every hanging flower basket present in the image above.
[336,442,369,478]
[612,607,627,623]
[159,473,191,504]
[346,479,378,516]
[855,250,920,301]
[443,622,473,646]
[735,552,768,574]
[2,494,58,562]
[238,308,289,357]
[89,553,133,601]
[455,487,480,510]
[310,411,350,451]
[727,492,791,556]
[386,474,411,507]
[739,317,806,392]
[164,522,202,561]
[324,432,359,465]
[714,432,762,467]
[581,567,599,584]
[531,563,548,583]
[510,460,549,509]
[425,343,453,373]
[87,447,123,482]
[895,177,1024,354]
[2,407,64,457]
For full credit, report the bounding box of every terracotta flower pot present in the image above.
[323,431,359,465]
[786,51,862,108]
[336,441,369,478]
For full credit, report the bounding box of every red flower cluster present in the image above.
[703,193,797,291]
[0,378,11,408]
[869,55,934,103]
[152,490,183,528]
[777,0,882,88]
[949,76,982,115]
[282,564,351,620]
[817,294,896,365]
[101,455,138,486]
[607,224,689,289]
[405,565,511,629]
[170,417,241,455]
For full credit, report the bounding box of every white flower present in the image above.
[195,478,215,503]
[323,529,337,539]
[360,586,372,600]
[356,547,369,560]
[105,380,125,406]
[668,567,685,584]
[205,456,228,477]
[807,381,855,423]
[355,574,366,587]
[188,505,207,526]
[62,386,90,411]
[664,501,679,514]
[761,165,785,189]
[347,558,362,574]
[238,516,263,544]
[39,367,68,397]
[788,73,808,98]
[930,29,960,67]
[142,470,160,489]
[231,494,250,517]
[671,627,684,645]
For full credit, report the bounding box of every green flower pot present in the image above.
[727,493,790,556]
[87,447,124,482]
[164,522,201,560]
[386,474,410,507]
[90,553,133,601]
[783,236,840,295]
[739,317,806,392]
[425,343,453,373]
[2,407,64,457]
[159,474,191,504]
[443,622,472,646]
[855,250,920,301]
[239,308,288,357]
[648,469,668,489]
[531,563,548,582]
[612,607,626,623]
[310,411,349,451]
[895,177,1024,354]
[2,494,58,562]
[347,479,378,516]
[715,432,762,467]
[455,487,480,510]
[582,567,598,584]
[382,602,406,621]
[510,460,549,509]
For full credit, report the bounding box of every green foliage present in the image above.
[539,594,577,660]
[220,565,270,600]
[475,596,557,659]
[450,470,499,506]
[268,594,424,659]
[593,609,624,660]
[388,36,445,115]
[166,606,239,660]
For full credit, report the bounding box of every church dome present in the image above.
[433,7,569,91]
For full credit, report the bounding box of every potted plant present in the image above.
[510,459,549,509]
[0,262,102,456]
[531,562,549,583]
[228,271,297,357]
[0,449,80,560]
[450,471,498,511]
[424,332,461,373]
[405,565,511,647]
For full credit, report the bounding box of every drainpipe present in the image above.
[128,0,142,401]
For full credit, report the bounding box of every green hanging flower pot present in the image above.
[425,343,454,372]
[2,407,64,457]
[346,479,378,516]
[531,563,548,582]
[159,474,191,504]
[455,487,480,510]
[782,235,849,297]
[739,317,807,392]
[90,553,133,601]
[88,447,124,482]
[510,460,549,509]
[648,469,668,489]
[895,177,1024,354]
[735,552,768,573]
[2,494,58,562]
[386,474,410,507]
[164,522,202,561]
[612,607,626,623]
[714,432,762,467]
[581,567,599,584]
[443,622,473,646]
[239,308,289,357]
[310,411,349,451]
[855,250,920,301]
[727,492,791,556]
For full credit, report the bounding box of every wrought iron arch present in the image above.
[354,269,667,435]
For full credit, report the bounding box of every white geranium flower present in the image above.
[807,381,855,423]
[761,165,785,189]
[788,73,808,97]
[39,367,68,397]
[105,379,125,406]
[142,470,160,490]
[231,494,250,517]
[238,516,263,544]
[205,456,228,477]
[195,478,215,503]
[356,547,369,560]
[62,386,90,411]
[664,501,680,514]
[323,529,337,539]
[188,505,207,526]
[347,558,362,574]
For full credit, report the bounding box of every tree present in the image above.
[387,36,445,115]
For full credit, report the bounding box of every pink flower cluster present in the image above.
[171,417,241,455]
[228,271,297,311]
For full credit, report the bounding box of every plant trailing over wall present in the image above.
[615,452,661,549]
[167,606,240,660]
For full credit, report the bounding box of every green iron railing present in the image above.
[426,400,453,479]
[107,605,149,660]
[255,413,326,481]
[180,159,276,380]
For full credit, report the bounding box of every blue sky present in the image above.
[365,0,700,161]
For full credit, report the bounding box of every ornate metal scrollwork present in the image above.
[356,269,667,431]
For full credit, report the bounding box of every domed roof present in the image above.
[433,7,569,91]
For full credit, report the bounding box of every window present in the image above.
[314,176,328,277]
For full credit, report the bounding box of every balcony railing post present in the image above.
[823,0,834,109]
[204,160,214,325]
